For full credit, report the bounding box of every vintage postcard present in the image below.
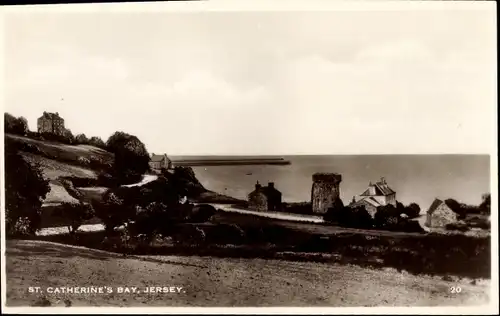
[0,0,498,314]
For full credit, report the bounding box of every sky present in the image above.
[2,3,497,155]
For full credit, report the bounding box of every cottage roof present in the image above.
[249,183,281,198]
[360,178,395,197]
[427,198,446,215]
[351,196,382,208]
[151,154,169,162]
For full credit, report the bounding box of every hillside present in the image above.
[6,134,113,205]
[5,133,240,209]
[5,240,491,307]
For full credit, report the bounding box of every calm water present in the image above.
[172,155,491,211]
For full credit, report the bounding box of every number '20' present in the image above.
[450,286,462,293]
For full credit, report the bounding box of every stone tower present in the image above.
[311,173,342,214]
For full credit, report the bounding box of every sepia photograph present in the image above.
[0,1,497,314]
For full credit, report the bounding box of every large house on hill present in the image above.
[425,198,458,228]
[349,177,397,217]
[37,111,65,136]
[248,181,282,212]
[149,153,172,172]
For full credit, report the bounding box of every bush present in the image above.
[324,200,374,229]
[479,193,491,215]
[446,221,470,232]
[205,224,246,245]
[77,156,91,165]
[404,203,421,218]
[5,140,50,237]
[92,190,135,235]
[88,136,106,149]
[52,202,96,234]
[75,133,89,145]
[189,204,216,223]
[5,113,28,135]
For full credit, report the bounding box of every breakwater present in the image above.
[171,158,291,167]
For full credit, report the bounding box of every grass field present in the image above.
[5,240,491,307]
[6,134,113,165]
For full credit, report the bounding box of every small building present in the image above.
[149,153,172,172]
[248,181,282,212]
[37,111,65,136]
[425,198,458,228]
[349,177,397,218]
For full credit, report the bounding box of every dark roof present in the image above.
[360,180,395,197]
[427,198,446,215]
[151,154,169,162]
[250,185,281,198]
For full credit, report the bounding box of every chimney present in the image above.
[151,153,155,157]
[369,181,373,186]
[381,177,386,184]
[268,182,274,188]
[255,181,262,190]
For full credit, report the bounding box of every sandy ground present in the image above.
[5,240,491,307]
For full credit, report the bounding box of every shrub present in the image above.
[52,202,96,234]
[404,203,421,218]
[374,204,401,230]
[77,156,91,165]
[324,200,374,229]
[323,197,345,223]
[205,224,246,245]
[189,204,216,223]
[59,179,84,201]
[479,193,491,215]
[446,221,470,232]
[4,113,28,135]
[88,136,106,149]
[5,141,50,237]
[75,133,89,145]
[92,190,135,235]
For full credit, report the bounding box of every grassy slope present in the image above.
[5,240,490,307]
[6,134,111,204]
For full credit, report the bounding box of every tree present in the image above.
[374,204,400,230]
[5,141,50,236]
[52,202,95,234]
[75,133,89,145]
[4,113,29,135]
[88,136,106,148]
[349,205,374,229]
[62,129,75,144]
[404,203,421,219]
[323,197,345,223]
[479,193,491,215]
[92,190,136,235]
[106,131,150,184]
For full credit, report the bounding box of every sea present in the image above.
[171,155,491,211]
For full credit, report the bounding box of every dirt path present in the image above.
[5,240,490,307]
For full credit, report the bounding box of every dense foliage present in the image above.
[5,113,29,135]
[4,139,50,237]
[52,202,96,234]
[105,131,150,184]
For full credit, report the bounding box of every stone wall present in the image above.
[311,173,342,214]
